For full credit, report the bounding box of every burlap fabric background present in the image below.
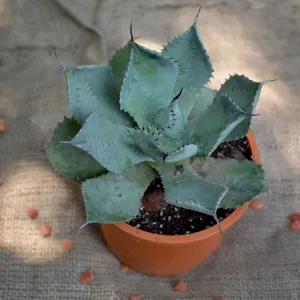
[1,0,300,299]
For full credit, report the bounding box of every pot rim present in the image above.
[106,130,260,245]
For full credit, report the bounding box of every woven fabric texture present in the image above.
[1,0,300,299]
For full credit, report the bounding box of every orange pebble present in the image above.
[129,296,141,300]
[62,239,72,250]
[80,269,94,284]
[250,199,263,210]
[290,214,300,222]
[0,120,6,132]
[121,263,130,272]
[217,297,226,300]
[27,207,39,218]
[40,224,52,237]
[173,280,188,293]
[290,220,300,231]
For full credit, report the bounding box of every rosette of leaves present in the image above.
[46,10,268,225]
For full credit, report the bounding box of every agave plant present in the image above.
[46,10,268,225]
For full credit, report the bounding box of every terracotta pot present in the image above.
[101,130,261,277]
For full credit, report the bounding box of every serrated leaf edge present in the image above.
[162,15,214,83]
[165,144,198,162]
[120,42,178,128]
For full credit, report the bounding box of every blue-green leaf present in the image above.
[66,64,130,125]
[185,93,247,157]
[218,74,264,140]
[109,43,131,93]
[53,116,81,140]
[146,125,185,154]
[120,43,178,128]
[192,157,268,209]
[154,93,184,139]
[46,117,106,181]
[82,163,156,223]
[151,160,228,215]
[66,112,153,173]
[165,144,198,162]
[130,129,165,162]
[188,88,217,121]
[162,12,213,122]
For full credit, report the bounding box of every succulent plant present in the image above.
[46,10,268,225]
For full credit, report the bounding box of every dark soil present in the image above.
[128,136,252,235]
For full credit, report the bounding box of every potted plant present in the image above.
[46,10,269,277]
